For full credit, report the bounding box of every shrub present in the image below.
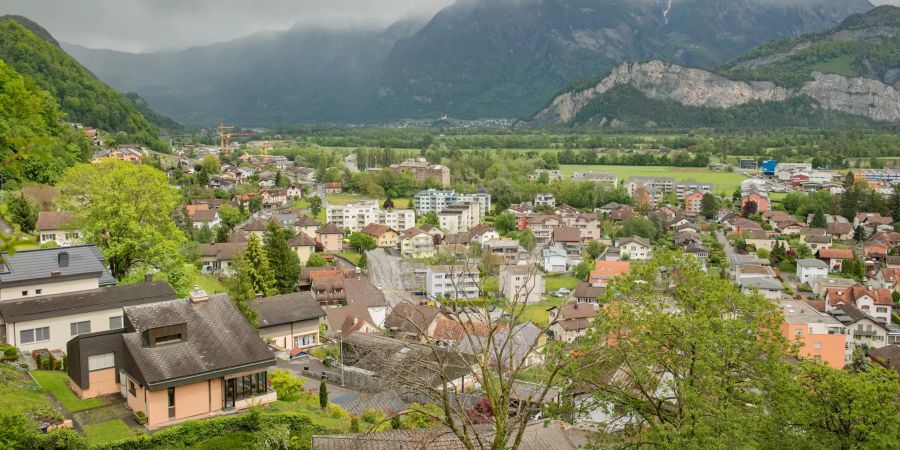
[270,369,304,400]
[350,417,360,433]
[360,408,385,424]
[326,403,349,419]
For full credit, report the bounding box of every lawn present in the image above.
[83,419,137,445]
[326,193,368,205]
[335,252,362,266]
[31,370,103,412]
[558,165,746,192]
[545,275,579,292]
[0,370,53,414]
[267,397,351,432]
[197,273,227,294]
[808,54,858,78]
[515,298,564,327]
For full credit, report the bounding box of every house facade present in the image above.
[426,265,480,301]
[499,265,545,304]
[0,246,116,302]
[253,292,325,351]
[35,211,80,246]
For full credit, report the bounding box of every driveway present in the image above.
[716,229,736,262]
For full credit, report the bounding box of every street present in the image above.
[366,248,418,307]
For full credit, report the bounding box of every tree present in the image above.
[517,230,536,251]
[5,193,37,233]
[201,155,220,174]
[854,225,865,242]
[383,197,395,209]
[57,160,187,280]
[348,232,377,252]
[239,234,276,297]
[307,196,323,217]
[319,380,329,409]
[264,222,302,294]
[418,212,439,227]
[700,193,718,220]
[218,204,246,231]
[811,207,827,228]
[493,212,518,235]
[573,251,793,448]
[358,250,368,270]
[617,216,657,240]
[585,240,607,260]
[306,254,328,268]
[269,369,304,400]
[742,199,758,217]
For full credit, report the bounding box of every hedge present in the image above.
[91,411,326,450]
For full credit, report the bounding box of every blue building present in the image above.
[762,160,777,177]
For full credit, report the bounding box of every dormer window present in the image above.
[146,323,187,347]
[155,333,183,345]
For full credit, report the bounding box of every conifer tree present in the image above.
[242,233,276,296]
[263,221,301,294]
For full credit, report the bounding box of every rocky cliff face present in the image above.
[533,60,900,124]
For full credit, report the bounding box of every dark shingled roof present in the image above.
[869,345,900,374]
[384,304,443,334]
[573,282,605,300]
[199,242,246,260]
[0,282,175,323]
[252,292,325,328]
[122,294,274,389]
[294,216,319,227]
[288,232,316,248]
[552,227,581,243]
[0,245,115,287]
[318,222,343,235]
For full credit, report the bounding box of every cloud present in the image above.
[0,0,453,52]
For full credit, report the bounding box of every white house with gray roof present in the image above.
[0,245,116,302]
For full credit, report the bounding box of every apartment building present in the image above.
[438,201,482,234]
[526,215,563,246]
[780,300,847,369]
[572,172,617,186]
[674,182,712,199]
[325,200,415,232]
[683,191,704,215]
[413,189,492,217]
[499,265,545,304]
[0,245,116,302]
[625,177,676,199]
[426,265,480,301]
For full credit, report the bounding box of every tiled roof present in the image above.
[252,292,325,327]
[552,227,580,243]
[0,282,175,322]
[199,242,246,261]
[817,248,853,260]
[318,222,343,235]
[0,245,115,286]
[572,282,605,300]
[361,223,393,237]
[288,232,316,248]
[384,304,443,334]
[869,345,900,374]
[35,211,73,231]
[825,284,894,307]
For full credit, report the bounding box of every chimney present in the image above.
[189,285,209,303]
[144,272,153,283]
[58,251,69,267]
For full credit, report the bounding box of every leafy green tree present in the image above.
[572,260,592,282]
[319,380,329,409]
[585,240,607,260]
[269,369,304,400]
[358,250,368,270]
[227,254,259,325]
[307,196,323,217]
[306,254,329,267]
[264,222,301,294]
[194,224,214,244]
[770,240,786,266]
[57,160,186,280]
[617,216,657,239]
[348,232,377,252]
[494,211,518,235]
[417,212,439,227]
[700,193,718,219]
[240,233,276,297]
[810,207,827,228]
[217,204,246,231]
[517,229,536,251]
[5,193,37,233]
[201,155,220,174]
[573,251,792,448]
[742,199,758,217]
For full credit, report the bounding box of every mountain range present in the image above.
[63,0,875,126]
[533,5,900,128]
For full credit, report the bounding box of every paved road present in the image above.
[716,229,736,262]
[367,248,416,307]
[316,184,329,208]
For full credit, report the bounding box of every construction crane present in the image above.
[217,124,253,157]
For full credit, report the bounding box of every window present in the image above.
[128,380,136,396]
[154,333,182,345]
[109,316,123,330]
[814,342,823,350]
[20,327,49,344]
[88,353,115,371]
[167,387,176,418]
[70,321,91,336]
[21,290,28,297]
[294,333,316,348]
[35,289,42,295]
[794,329,802,337]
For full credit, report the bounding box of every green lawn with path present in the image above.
[335,252,362,266]
[83,419,138,445]
[545,275,579,292]
[196,273,227,294]
[516,297,564,327]
[31,370,103,412]
[558,165,746,192]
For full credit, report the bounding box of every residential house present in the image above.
[724,216,762,234]
[827,222,854,241]
[797,258,828,285]
[868,345,900,376]
[66,290,276,428]
[35,212,80,246]
[260,188,288,209]
[802,235,832,253]
[467,224,500,246]
[310,275,388,325]
[551,227,582,263]
[526,215,563,246]
[242,217,274,238]
[744,230,777,252]
[816,248,854,273]
[735,263,777,281]
[773,218,807,235]
[316,223,344,253]
[683,191,704,215]
[528,169,563,182]
[383,304,447,341]
[780,300,848,369]
[190,209,220,229]
[824,284,893,324]
[199,242,246,275]
[499,265,545,304]
[426,265,480,301]
[485,239,525,264]
[812,277,857,298]
[597,202,627,215]
[548,302,599,343]
[324,182,343,194]
[542,246,569,273]
[0,281,174,354]
[589,261,631,287]
[400,228,436,259]
[0,246,116,301]
[616,236,652,261]
[741,190,770,213]
[534,193,556,208]
[286,183,304,199]
[292,216,320,239]
[829,304,890,351]
[287,233,316,265]
[740,277,784,300]
[855,213,893,237]
[607,205,634,222]
[572,283,605,304]
[252,292,325,352]
[885,256,900,269]
[561,213,601,242]
[361,223,399,248]
[872,267,900,292]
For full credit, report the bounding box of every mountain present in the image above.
[0,16,174,151]
[532,5,900,128]
[63,0,871,126]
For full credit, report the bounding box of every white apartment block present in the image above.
[438,201,482,234]
[500,265,545,304]
[674,182,713,200]
[325,200,415,232]
[413,189,492,216]
[625,176,676,198]
[426,265,481,301]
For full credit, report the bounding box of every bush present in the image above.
[350,417,360,433]
[360,408,385,424]
[91,412,325,450]
[270,369,304,401]
[326,403,349,419]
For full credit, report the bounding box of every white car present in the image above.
[557,288,571,294]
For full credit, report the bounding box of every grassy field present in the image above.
[31,370,103,412]
[83,419,137,445]
[0,369,53,414]
[545,275,579,292]
[197,273,227,294]
[335,252,362,266]
[325,194,411,209]
[559,165,746,192]
[809,54,857,78]
[517,298,564,327]
[267,397,351,432]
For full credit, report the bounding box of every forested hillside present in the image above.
[0,17,171,151]
[0,59,91,185]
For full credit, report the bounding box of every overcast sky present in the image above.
[2,0,897,53]
[0,0,454,53]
